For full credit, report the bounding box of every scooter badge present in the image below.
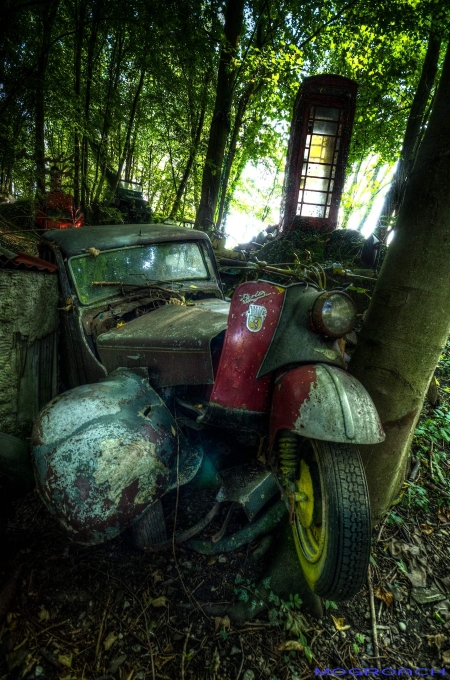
[246,303,267,332]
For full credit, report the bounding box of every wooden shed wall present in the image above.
[0,270,58,437]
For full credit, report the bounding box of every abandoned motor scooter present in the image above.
[194,277,384,600]
[32,225,384,600]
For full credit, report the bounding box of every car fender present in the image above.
[32,368,203,544]
[270,364,385,446]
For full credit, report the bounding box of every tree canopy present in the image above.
[0,0,448,232]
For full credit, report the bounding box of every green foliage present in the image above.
[386,510,403,525]
[415,408,450,446]
[404,481,430,511]
[234,573,312,665]
[325,600,338,611]
[1,0,448,234]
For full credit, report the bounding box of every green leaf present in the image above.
[238,589,249,602]
[268,590,280,606]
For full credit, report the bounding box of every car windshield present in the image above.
[119,181,142,192]
[68,242,209,304]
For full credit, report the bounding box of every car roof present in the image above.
[41,223,211,258]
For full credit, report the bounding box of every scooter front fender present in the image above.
[32,368,202,545]
[270,364,384,446]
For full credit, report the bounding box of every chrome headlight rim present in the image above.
[311,290,356,338]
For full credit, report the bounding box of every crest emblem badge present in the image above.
[246,303,267,333]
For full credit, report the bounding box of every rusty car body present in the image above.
[30,223,384,601]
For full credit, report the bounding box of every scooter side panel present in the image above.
[31,368,202,544]
[270,364,385,445]
[209,281,285,413]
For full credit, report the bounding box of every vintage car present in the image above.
[5,222,385,602]
[112,180,152,223]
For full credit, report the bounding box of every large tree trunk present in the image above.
[349,40,450,521]
[194,0,245,232]
[376,30,441,227]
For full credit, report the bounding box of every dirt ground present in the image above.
[1,365,450,680]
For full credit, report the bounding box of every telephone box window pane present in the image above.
[301,204,326,217]
[313,120,338,135]
[315,106,339,120]
[305,177,329,192]
[309,136,335,165]
[307,163,331,178]
[304,190,327,204]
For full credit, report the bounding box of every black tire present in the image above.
[292,438,371,601]
[130,500,167,550]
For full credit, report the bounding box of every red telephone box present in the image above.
[282,74,358,234]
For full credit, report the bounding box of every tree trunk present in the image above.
[35,0,60,198]
[169,78,209,219]
[194,0,245,232]
[73,0,87,208]
[215,81,261,230]
[81,2,102,210]
[349,40,450,521]
[92,31,124,203]
[221,150,247,226]
[113,67,146,196]
[376,30,441,227]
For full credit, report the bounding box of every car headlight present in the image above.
[311,291,356,338]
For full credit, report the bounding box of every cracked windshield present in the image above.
[69,242,208,304]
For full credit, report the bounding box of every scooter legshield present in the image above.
[270,364,385,446]
[32,368,202,544]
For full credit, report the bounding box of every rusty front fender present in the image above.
[270,364,385,447]
[31,368,202,544]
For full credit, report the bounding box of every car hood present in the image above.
[96,298,230,387]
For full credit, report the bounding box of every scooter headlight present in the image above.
[311,291,356,338]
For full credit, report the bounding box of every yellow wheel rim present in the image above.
[293,442,326,570]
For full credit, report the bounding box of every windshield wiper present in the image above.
[90,280,183,295]
[91,279,164,288]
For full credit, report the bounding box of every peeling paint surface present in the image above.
[31,368,202,544]
[270,364,385,445]
[94,438,165,505]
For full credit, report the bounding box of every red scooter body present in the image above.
[204,280,384,448]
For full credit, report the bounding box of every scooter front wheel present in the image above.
[289,438,371,601]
